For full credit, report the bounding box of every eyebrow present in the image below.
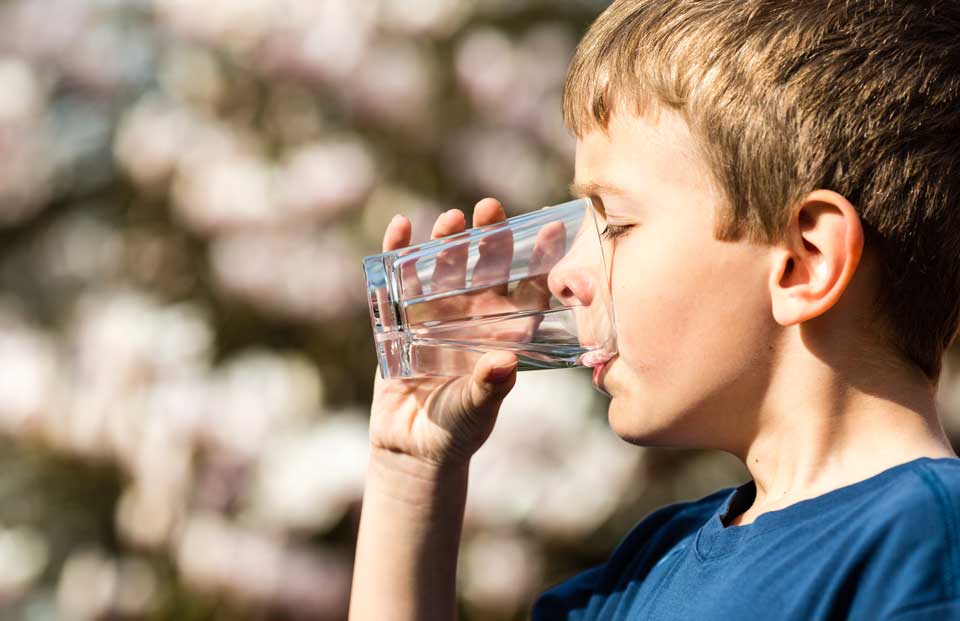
[568,181,635,218]
[568,180,630,200]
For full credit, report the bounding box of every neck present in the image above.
[727,340,955,523]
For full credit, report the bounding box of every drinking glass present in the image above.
[362,198,617,379]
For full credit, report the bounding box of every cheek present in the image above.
[607,236,769,381]
[608,240,700,367]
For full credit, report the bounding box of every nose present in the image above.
[547,242,597,308]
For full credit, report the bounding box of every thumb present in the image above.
[467,351,518,411]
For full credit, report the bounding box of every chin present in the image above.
[605,397,684,448]
[606,397,648,443]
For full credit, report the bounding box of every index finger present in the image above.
[381,214,423,297]
[383,214,412,252]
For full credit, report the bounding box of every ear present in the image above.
[769,190,864,327]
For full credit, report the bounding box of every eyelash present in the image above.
[601,224,632,241]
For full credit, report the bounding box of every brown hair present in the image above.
[563,0,960,380]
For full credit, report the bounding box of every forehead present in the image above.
[572,109,711,197]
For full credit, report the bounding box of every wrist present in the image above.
[366,447,470,507]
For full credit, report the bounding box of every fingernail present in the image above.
[487,362,517,382]
[391,214,403,224]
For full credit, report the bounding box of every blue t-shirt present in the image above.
[532,456,960,620]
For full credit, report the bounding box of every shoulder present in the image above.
[854,457,960,543]
[531,485,740,618]
[871,457,960,522]
[891,457,960,560]
[908,455,960,499]
[850,457,960,615]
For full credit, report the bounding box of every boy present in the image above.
[350,0,960,619]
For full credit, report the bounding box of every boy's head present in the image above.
[556,0,960,447]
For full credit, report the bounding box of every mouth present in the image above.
[592,361,612,397]
[580,350,615,397]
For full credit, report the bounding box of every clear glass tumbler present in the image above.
[363,198,617,378]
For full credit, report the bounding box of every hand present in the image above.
[394,200,566,374]
[369,198,562,468]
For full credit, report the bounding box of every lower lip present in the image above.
[593,361,610,395]
[593,363,605,385]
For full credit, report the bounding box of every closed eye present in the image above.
[601,223,632,241]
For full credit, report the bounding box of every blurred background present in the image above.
[0,0,958,619]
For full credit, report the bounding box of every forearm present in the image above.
[349,449,470,621]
